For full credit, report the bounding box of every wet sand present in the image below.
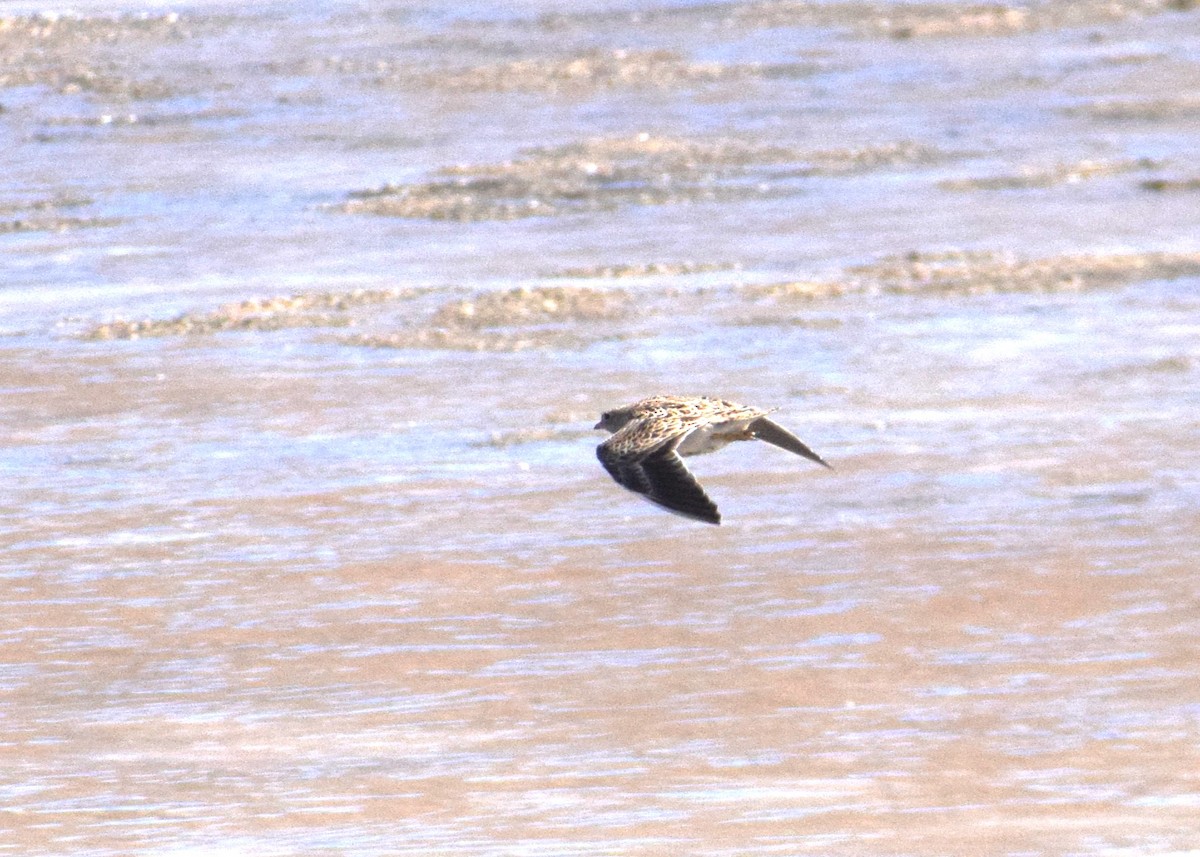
[3,1,1200,854]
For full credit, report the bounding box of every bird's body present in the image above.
[594,395,829,525]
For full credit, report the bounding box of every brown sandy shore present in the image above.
[3,0,1200,854]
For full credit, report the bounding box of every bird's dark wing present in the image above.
[750,417,831,469]
[597,425,721,525]
[638,446,721,525]
[597,442,654,497]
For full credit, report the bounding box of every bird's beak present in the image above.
[593,420,604,430]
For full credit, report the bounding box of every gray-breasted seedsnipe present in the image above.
[595,395,830,525]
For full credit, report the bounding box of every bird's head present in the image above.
[594,406,635,433]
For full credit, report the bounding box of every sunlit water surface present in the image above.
[2,1,1199,854]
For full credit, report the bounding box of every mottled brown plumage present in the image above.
[595,395,829,525]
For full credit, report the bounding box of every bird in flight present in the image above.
[595,395,830,525]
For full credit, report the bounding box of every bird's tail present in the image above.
[750,417,832,469]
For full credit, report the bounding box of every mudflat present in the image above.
[2,1,1199,854]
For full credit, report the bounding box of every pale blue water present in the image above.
[3,2,1200,855]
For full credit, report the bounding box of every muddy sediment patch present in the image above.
[0,215,119,234]
[1064,96,1200,122]
[546,261,741,279]
[0,193,93,213]
[336,134,947,221]
[343,285,632,353]
[429,285,629,327]
[374,48,819,94]
[1141,176,1200,192]
[82,288,422,341]
[80,284,633,351]
[850,1,1190,39]
[738,280,854,301]
[0,193,119,234]
[740,250,1200,304]
[938,158,1160,191]
[0,11,196,46]
[0,12,211,99]
[729,314,845,329]
[850,249,1200,296]
[41,106,245,128]
[340,328,612,352]
[522,0,1196,39]
[1084,354,1194,382]
[792,0,1193,37]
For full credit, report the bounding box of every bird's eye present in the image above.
[602,412,611,421]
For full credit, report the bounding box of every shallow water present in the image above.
[3,1,1200,854]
